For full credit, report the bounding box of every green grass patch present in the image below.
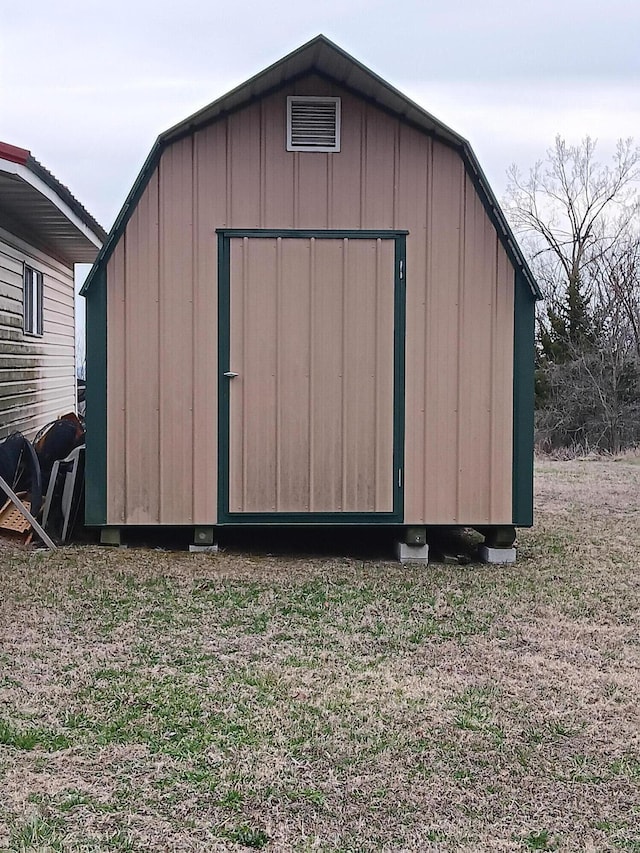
[0,719,71,752]
[523,829,557,850]
[220,824,270,849]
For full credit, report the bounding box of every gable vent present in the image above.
[287,96,341,152]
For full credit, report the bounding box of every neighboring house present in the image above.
[0,141,106,439]
[82,36,540,554]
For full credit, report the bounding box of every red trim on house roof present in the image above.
[0,141,30,165]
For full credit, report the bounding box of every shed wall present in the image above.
[0,226,76,439]
[105,75,514,525]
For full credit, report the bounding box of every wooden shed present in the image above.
[82,36,540,556]
[0,142,105,439]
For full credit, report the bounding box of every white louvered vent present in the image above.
[287,96,341,152]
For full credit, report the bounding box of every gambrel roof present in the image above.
[82,35,539,297]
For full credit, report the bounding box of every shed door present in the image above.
[219,232,404,522]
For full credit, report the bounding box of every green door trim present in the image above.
[217,228,406,525]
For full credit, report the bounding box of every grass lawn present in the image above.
[0,459,639,852]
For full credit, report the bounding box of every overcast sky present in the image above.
[3,0,640,233]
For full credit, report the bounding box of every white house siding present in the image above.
[0,225,76,440]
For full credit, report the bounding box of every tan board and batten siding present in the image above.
[0,226,75,439]
[106,74,514,526]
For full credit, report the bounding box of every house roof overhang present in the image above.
[0,142,106,266]
[81,35,540,298]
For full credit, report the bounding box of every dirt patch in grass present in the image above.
[1,459,639,851]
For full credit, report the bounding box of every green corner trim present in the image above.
[217,229,406,524]
[84,268,107,525]
[512,269,535,526]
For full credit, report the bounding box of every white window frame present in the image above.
[286,96,341,153]
[23,264,44,336]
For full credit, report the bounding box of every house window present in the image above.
[24,265,43,336]
[287,96,341,152]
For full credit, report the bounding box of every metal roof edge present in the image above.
[26,155,107,245]
[0,141,106,259]
[159,34,331,142]
[159,35,465,149]
[82,34,540,300]
[80,139,163,295]
[460,143,541,299]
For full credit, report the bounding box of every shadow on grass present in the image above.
[87,525,486,563]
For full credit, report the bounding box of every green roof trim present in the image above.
[80,141,161,295]
[81,34,540,299]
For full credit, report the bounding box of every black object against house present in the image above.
[34,414,84,491]
[0,432,42,518]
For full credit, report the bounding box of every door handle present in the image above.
[224,371,239,378]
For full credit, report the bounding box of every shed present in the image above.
[0,141,106,438]
[82,36,540,555]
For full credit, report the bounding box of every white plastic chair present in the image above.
[42,445,85,542]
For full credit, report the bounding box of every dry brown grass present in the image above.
[0,458,639,852]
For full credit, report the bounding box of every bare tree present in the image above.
[596,236,640,359]
[506,137,640,339]
[505,136,640,452]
